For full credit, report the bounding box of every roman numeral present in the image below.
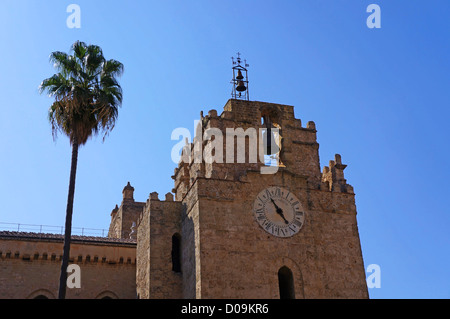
[257,214,266,221]
[293,219,303,228]
[274,187,281,198]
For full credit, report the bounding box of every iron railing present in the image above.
[0,222,108,237]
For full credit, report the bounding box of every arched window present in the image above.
[278,266,295,299]
[27,289,55,299]
[95,291,119,299]
[171,233,182,273]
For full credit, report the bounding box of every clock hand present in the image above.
[270,198,289,224]
[270,198,280,210]
[277,211,289,224]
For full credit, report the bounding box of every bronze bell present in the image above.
[263,128,280,155]
[236,80,247,92]
[236,70,244,80]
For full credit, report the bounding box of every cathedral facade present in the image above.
[0,99,368,299]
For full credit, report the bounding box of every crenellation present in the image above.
[165,193,174,201]
[306,121,316,130]
[149,192,159,201]
[208,109,218,117]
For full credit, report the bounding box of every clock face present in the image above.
[253,186,305,238]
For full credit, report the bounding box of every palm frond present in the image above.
[40,41,124,146]
[71,41,88,60]
[102,59,124,78]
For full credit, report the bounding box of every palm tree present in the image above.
[39,41,124,299]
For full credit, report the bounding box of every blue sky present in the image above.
[0,0,449,298]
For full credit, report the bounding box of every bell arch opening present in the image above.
[261,113,282,167]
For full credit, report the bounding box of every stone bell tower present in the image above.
[132,51,368,300]
[134,96,369,299]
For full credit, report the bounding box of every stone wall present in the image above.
[0,233,136,299]
[190,171,367,298]
[136,192,183,299]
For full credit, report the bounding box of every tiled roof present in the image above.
[0,231,136,246]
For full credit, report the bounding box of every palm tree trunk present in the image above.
[58,139,79,299]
